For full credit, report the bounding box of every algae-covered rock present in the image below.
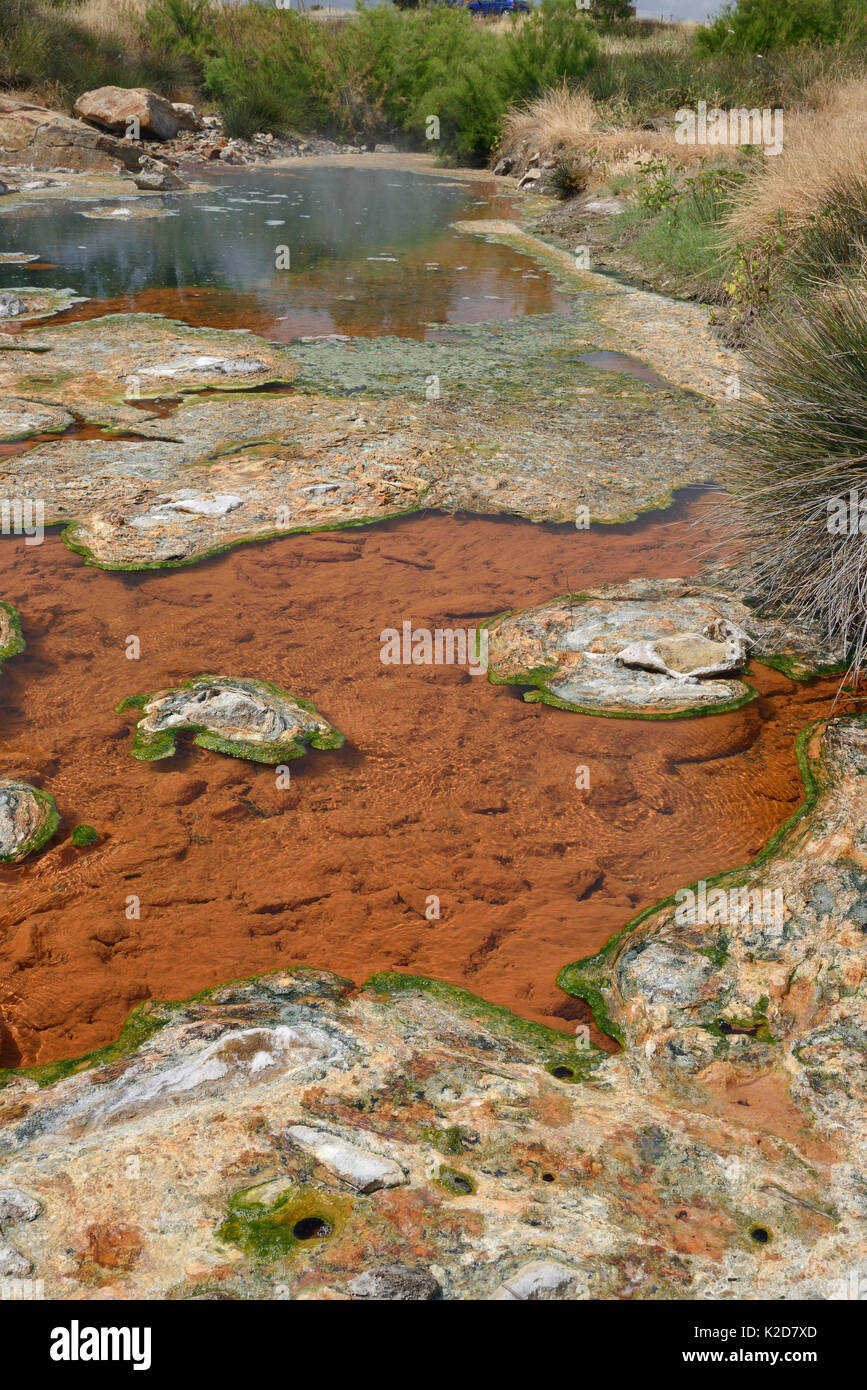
[0,286,88,322]
[0,602,25,666]
[485,579,841,718]
[0,779,58,862]
[118,675,344,764]
[0,398,74,442]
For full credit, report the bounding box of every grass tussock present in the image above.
[727,273,867,671]
[726,81,867,248]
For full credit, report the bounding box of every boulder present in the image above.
[0,1188,41,1224]
[171,102,204,133]
[490,1260,582,1300]
[0,96,141,173]
[0,1241,32,1278]
[133,156,186,192]
[517,167,541,189]
[493,155,513,175]
[73,87,180,142]
[0,292,25,319]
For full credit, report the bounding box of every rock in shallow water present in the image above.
[0,779,58,863]
[119,675,344,764]
[485,579,840,718]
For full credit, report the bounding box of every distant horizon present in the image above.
[245,0,725,22]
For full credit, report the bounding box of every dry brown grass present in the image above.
[71,0,149,45]
[497,82,743,175]
[726,78,867,245]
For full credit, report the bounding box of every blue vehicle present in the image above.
[467,0,531,14]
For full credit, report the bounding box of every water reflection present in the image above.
[0,166,571,339]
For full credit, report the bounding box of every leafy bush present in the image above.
[505,0,598,102]
[699,0,867,55]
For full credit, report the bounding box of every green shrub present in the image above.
[505,0,598,101]
[698,0,867,54]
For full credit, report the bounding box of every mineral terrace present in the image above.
[0,717,864,1298]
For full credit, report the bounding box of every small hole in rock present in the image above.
[750,1226,770,1244]
[541,1173,555,1182]
[551,1066,574,1080]
[292,1216,332,1241]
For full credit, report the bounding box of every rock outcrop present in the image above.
[0,96,141,173]
[118,676,345,764]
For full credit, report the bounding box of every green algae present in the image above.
[364,970,602,1076]
[70,823,100,847]
[217,1181,351,1261]
[0,602,25,665]
[434,1165,476,1197]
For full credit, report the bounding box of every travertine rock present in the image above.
[486,580,839,717]
[119,676,344,764]
[285,1126,405,1194]
[0,779,58,863]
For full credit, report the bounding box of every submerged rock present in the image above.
[0,779,59,863]
[118,675,344,764]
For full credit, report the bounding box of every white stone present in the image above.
[0,1241,32,1278]
[0,1188,41,1224]
[285,1125,405,1193]
[490,1260,581,1300]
